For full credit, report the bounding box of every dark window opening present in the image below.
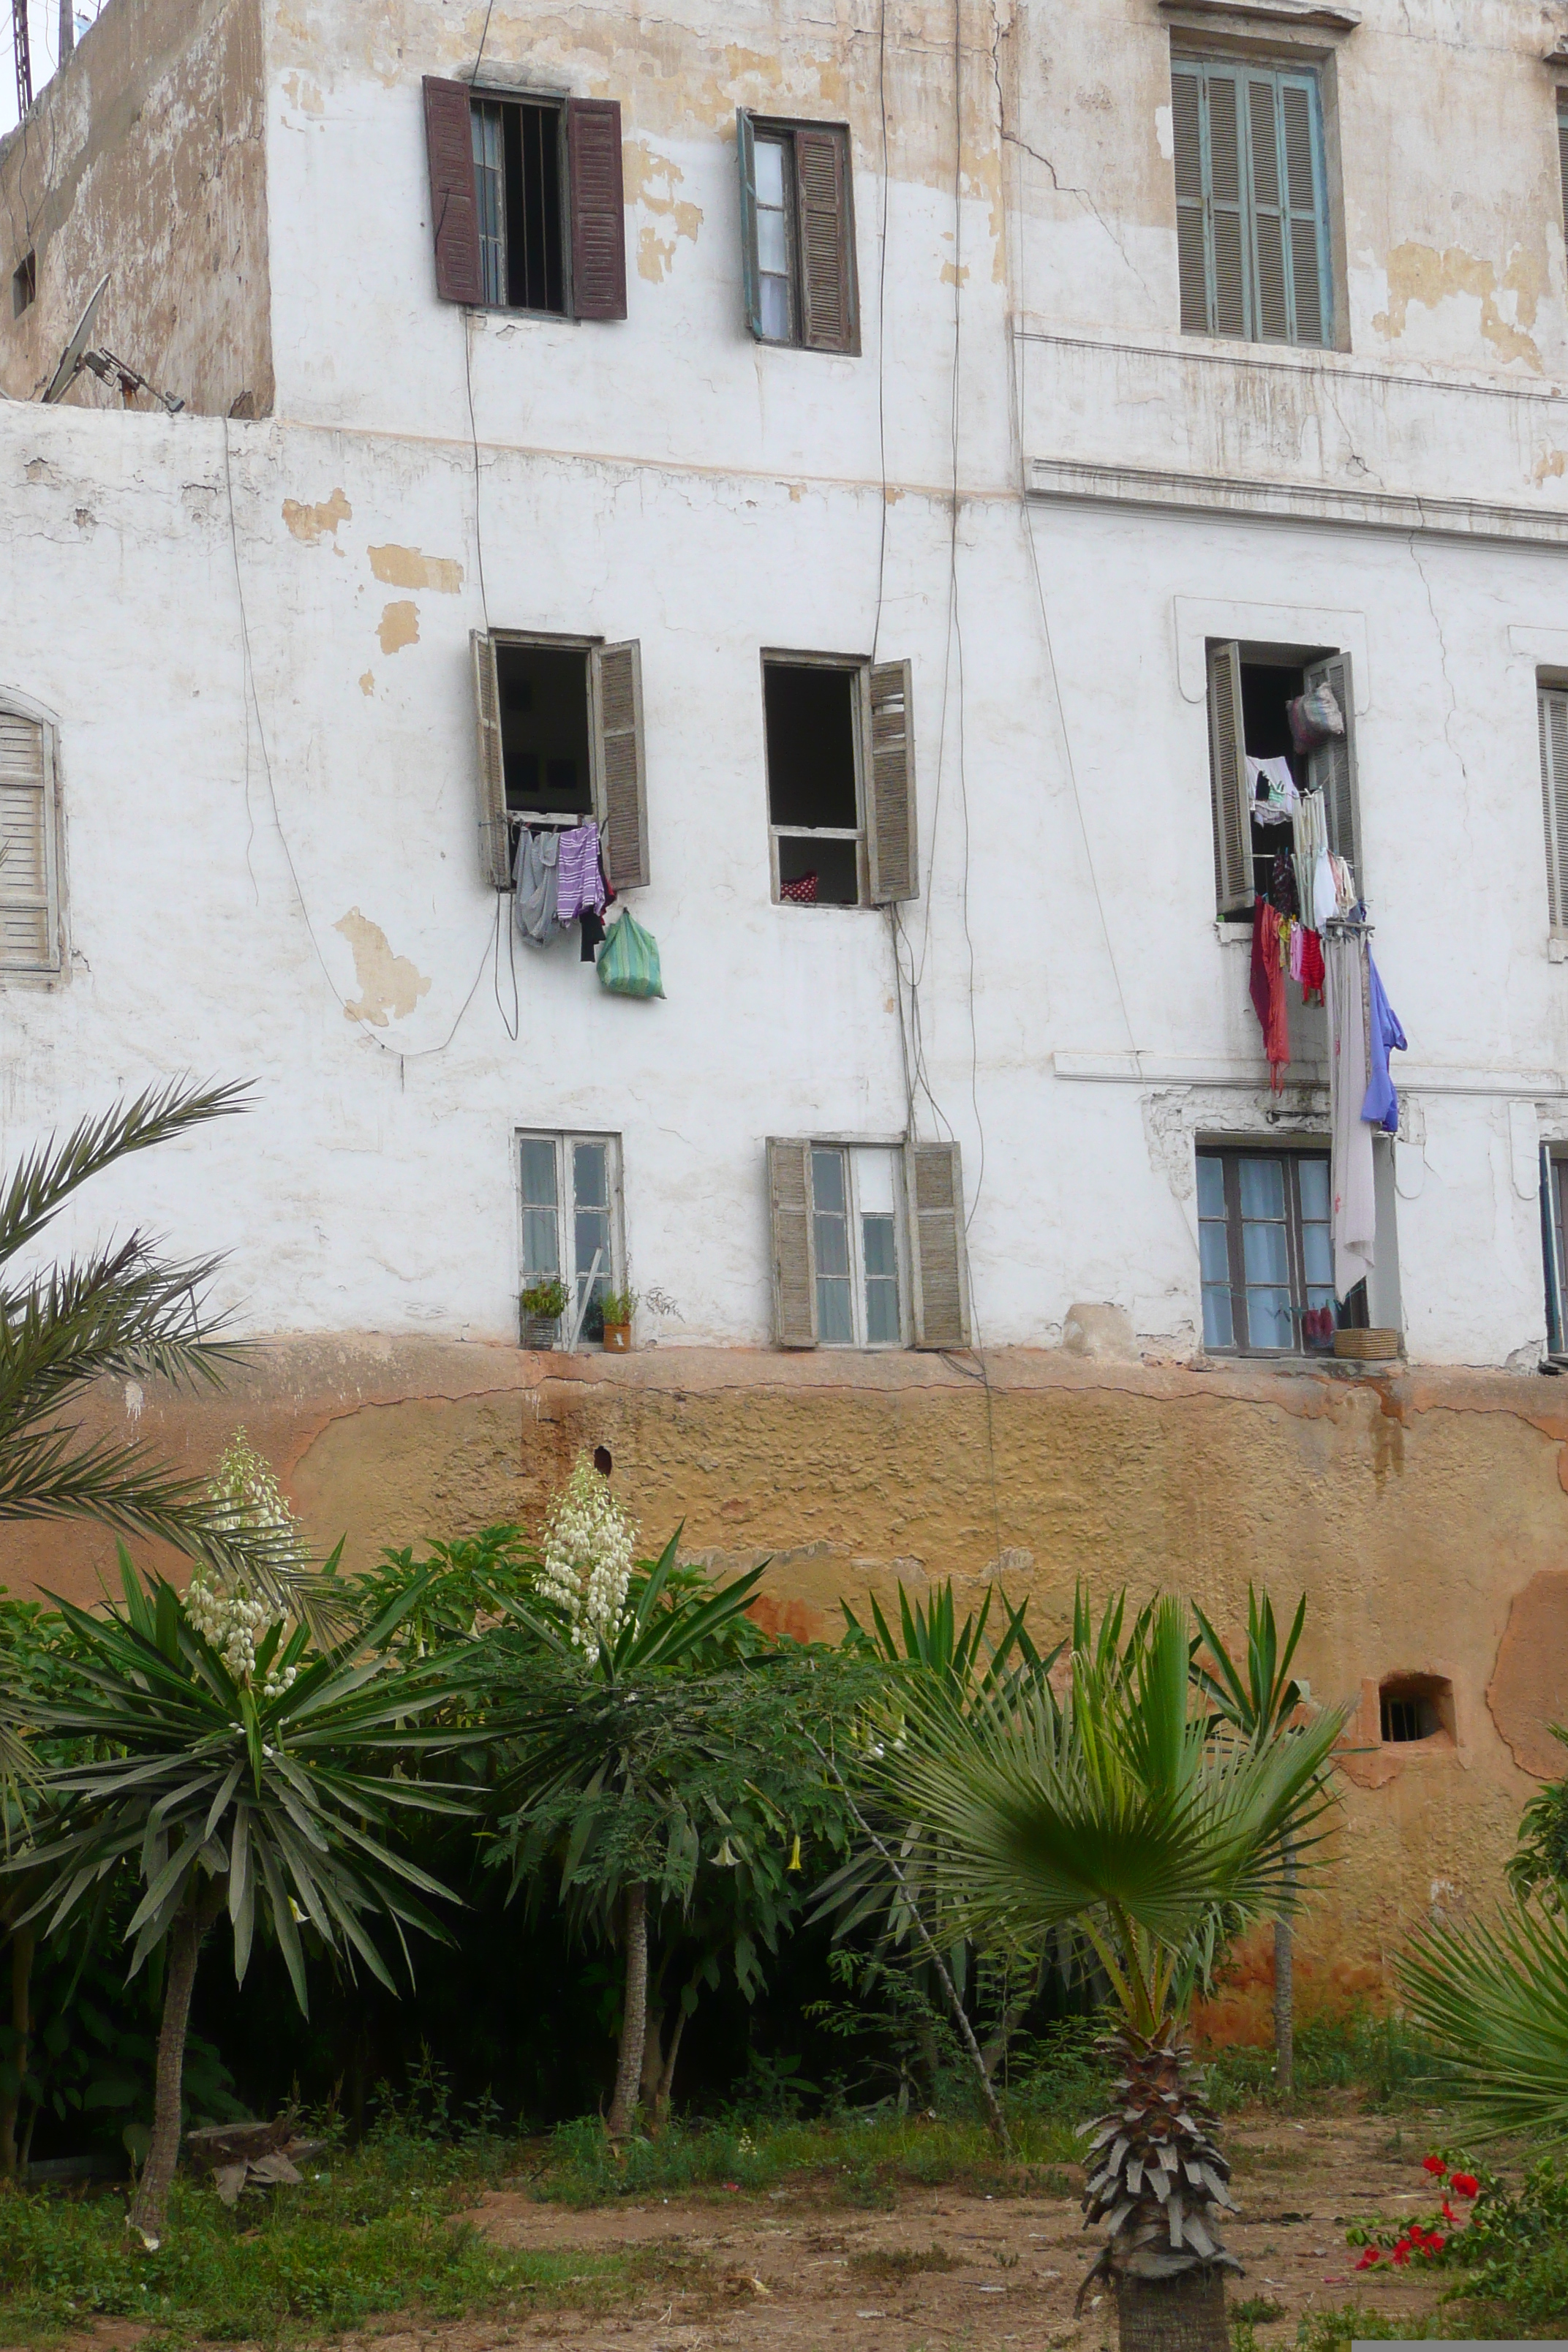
[1379,1675,1452,1745]
[1197,1145,1367,1355]
[472,97,565,314]
[12,252,35,317]
[764,660,862,907]
[1225,657,1307,920]
[497,641,592,821]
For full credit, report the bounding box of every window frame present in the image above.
[0,693,64,983]
[737,110,860,355]
[1542,1145,1568,1357]
[469,86,571,318]
[11,251,35,318]
[1196,1142,1363,1358]
[1205,638,1360,921]
[494,628,599,832]
[807,1140,911,1349]
[1171,49,1334,350]
[762,648,870,908]
[516,1128,625,1349]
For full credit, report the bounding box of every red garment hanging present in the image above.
[1249,897,1290,1089]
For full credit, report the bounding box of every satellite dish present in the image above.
[40,273,109,404]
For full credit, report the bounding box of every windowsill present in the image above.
[1196,1350,1394,1376]
[1548,933,1568,964]
[1215,921,1254,947]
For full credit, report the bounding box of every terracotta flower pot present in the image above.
[602,1322,632,1353]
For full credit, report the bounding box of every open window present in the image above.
[472,631,648,894]
[0,703,62,978]
[764,654,916,907]
[11,252,34,318]
[423,78,625,320]
[1207,641,1359,919]
[766,1138,967,1349]
[1171,53,1333,347]
[736,111,858,353]
[1197,1145,1367,1355]
[519,1129,624,1346]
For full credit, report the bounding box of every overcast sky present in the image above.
[1,0,105,142]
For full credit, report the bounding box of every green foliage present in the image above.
[0,2141,633,2341]
[1294,2304,1526,2351]
[1400,1897,1568,2140]
[1202,2008,1441,2112]
[350,1529,541,1667]
[1507,1727,1568,1912]
[1441,2155,1568,2320]
[519,1279,568,1319]
[599,1290,637,1324]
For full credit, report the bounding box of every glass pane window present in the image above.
[809,1142,905,1347]
[811,1147,854,1343]
[754,135,794,342]
[519,1131,622,1346]
[1196,1147,1364,1357]
[472,102,507,309]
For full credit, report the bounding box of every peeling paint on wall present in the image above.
[333,908,432,1025]
[622,139,703,284]
[377,600,419,653]
[368,543,463,592]
[283,488,352,543]
[1373,242,1545,372]
[359,670,375,695]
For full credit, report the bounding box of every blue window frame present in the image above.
[1172,56,1332,347]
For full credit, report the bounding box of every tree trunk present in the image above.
[1273,1914,1294,2094]
[606,1882,647,2140]
[0,1926,34,2182]
[127,1887,220,2247]
[1115,2266,1230,2352]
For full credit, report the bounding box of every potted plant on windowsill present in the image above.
[600,1289,637,1353]
[520,1278,569,1350]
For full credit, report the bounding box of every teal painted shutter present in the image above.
[1171,65,1208,332]
[1205,67,1248,337]
[1279,77,1328,344]
[1245,75,1289,341]
[1174,58,1329,347]
[736,109,763,338]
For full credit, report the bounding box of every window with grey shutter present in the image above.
[0,711,59,976]
[591,641,649,892]
[1206,641,1252,916]
[767,1138,817,1347]
[905,1140,970,1350]
[1169,54,1330,347]
[1305,649,1360,881]
[1558,99,1568,254]
[470,631,512,889]
[864,660,917,903]
[1540,684,1568,933]
[567,98,627,322]
[736,111,857,353]
[423,77,484,306]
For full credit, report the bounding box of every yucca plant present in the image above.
[7,1556,469,2245]
[875,1588,1346,2352]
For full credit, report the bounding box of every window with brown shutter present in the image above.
[470,632,648,894]
[905,1141,970,1350]
[0,706,61,978]
[764,652,916,908]
[736,110,858,354]
[1205,641,1360,921]
[767,1139,916,1349]
[423,80,625,322]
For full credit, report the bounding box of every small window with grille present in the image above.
[1170,52,1333,347]
[1379,1674,1454,1746]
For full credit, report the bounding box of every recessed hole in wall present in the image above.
[12,252,36,317]
[1379,1673,1453,1744]
[592,1444,613,1476]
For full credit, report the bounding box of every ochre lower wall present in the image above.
[12,1335,1568,2038]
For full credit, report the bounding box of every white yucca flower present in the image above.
[537,1454,638,1651]
[186,1431,304,1696]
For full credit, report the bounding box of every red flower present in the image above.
[1427,2235,1445,2253]
[1440,2201,1456,2223]
[1354,2250,1380,2271]
[1422,2155,1447,2176]
[1450,2173,1480,2198]
[1392,2244,1410,2266]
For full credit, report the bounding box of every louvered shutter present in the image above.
[1559,104,1568,252]
[767,1138,817,1347]
[1539,685,1568,931]
[470,630,511,889]
[1279,78,1327,345]
[864,659,917,902]
[1172,65,1207,333]
[905,1141,970,1350]
[1206,640,1251,916]
[423,76,483,306]
[1305,649,1360,883]
[1543,1142,1566,1354]
[1206,69,1248,339]
[591,640,649,891]
[1246,77,1289,342]
[736,109,764,337]
[566,97,627,322]
[794,124,857,354]
[0,715,56,971]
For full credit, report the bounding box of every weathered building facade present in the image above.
[5,0,1568,2024]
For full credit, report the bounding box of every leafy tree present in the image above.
[7,1556,469,2244]
[1191,1588,1320,2091]
[872,1588,1345,2352]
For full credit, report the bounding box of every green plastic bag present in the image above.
[596,908,664,1000]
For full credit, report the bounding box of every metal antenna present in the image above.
[12,0,31,118]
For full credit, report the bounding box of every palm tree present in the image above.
[7,1556,468,2244]
[1400,1899,1568,2141]
[876,1588,1346,2352]
[1192,1590,1319,2092]
[0,1077,324,1622]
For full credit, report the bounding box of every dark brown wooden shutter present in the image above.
[1305,649,1360,883]
[423,76,483,306]
[470,630,512,889]
[591,640,649,890]
[865,659,917,902]
[1559,104,1568,254]
[905,1142,970,1349]
[767,1139,817,1347]
[1207,639,1251,916]
[567,98,627,322]
[794,124,856,353]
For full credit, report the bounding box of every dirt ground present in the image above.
[396,2099,1469,2352]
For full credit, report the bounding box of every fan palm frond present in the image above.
[1399,1901,1568,2139]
